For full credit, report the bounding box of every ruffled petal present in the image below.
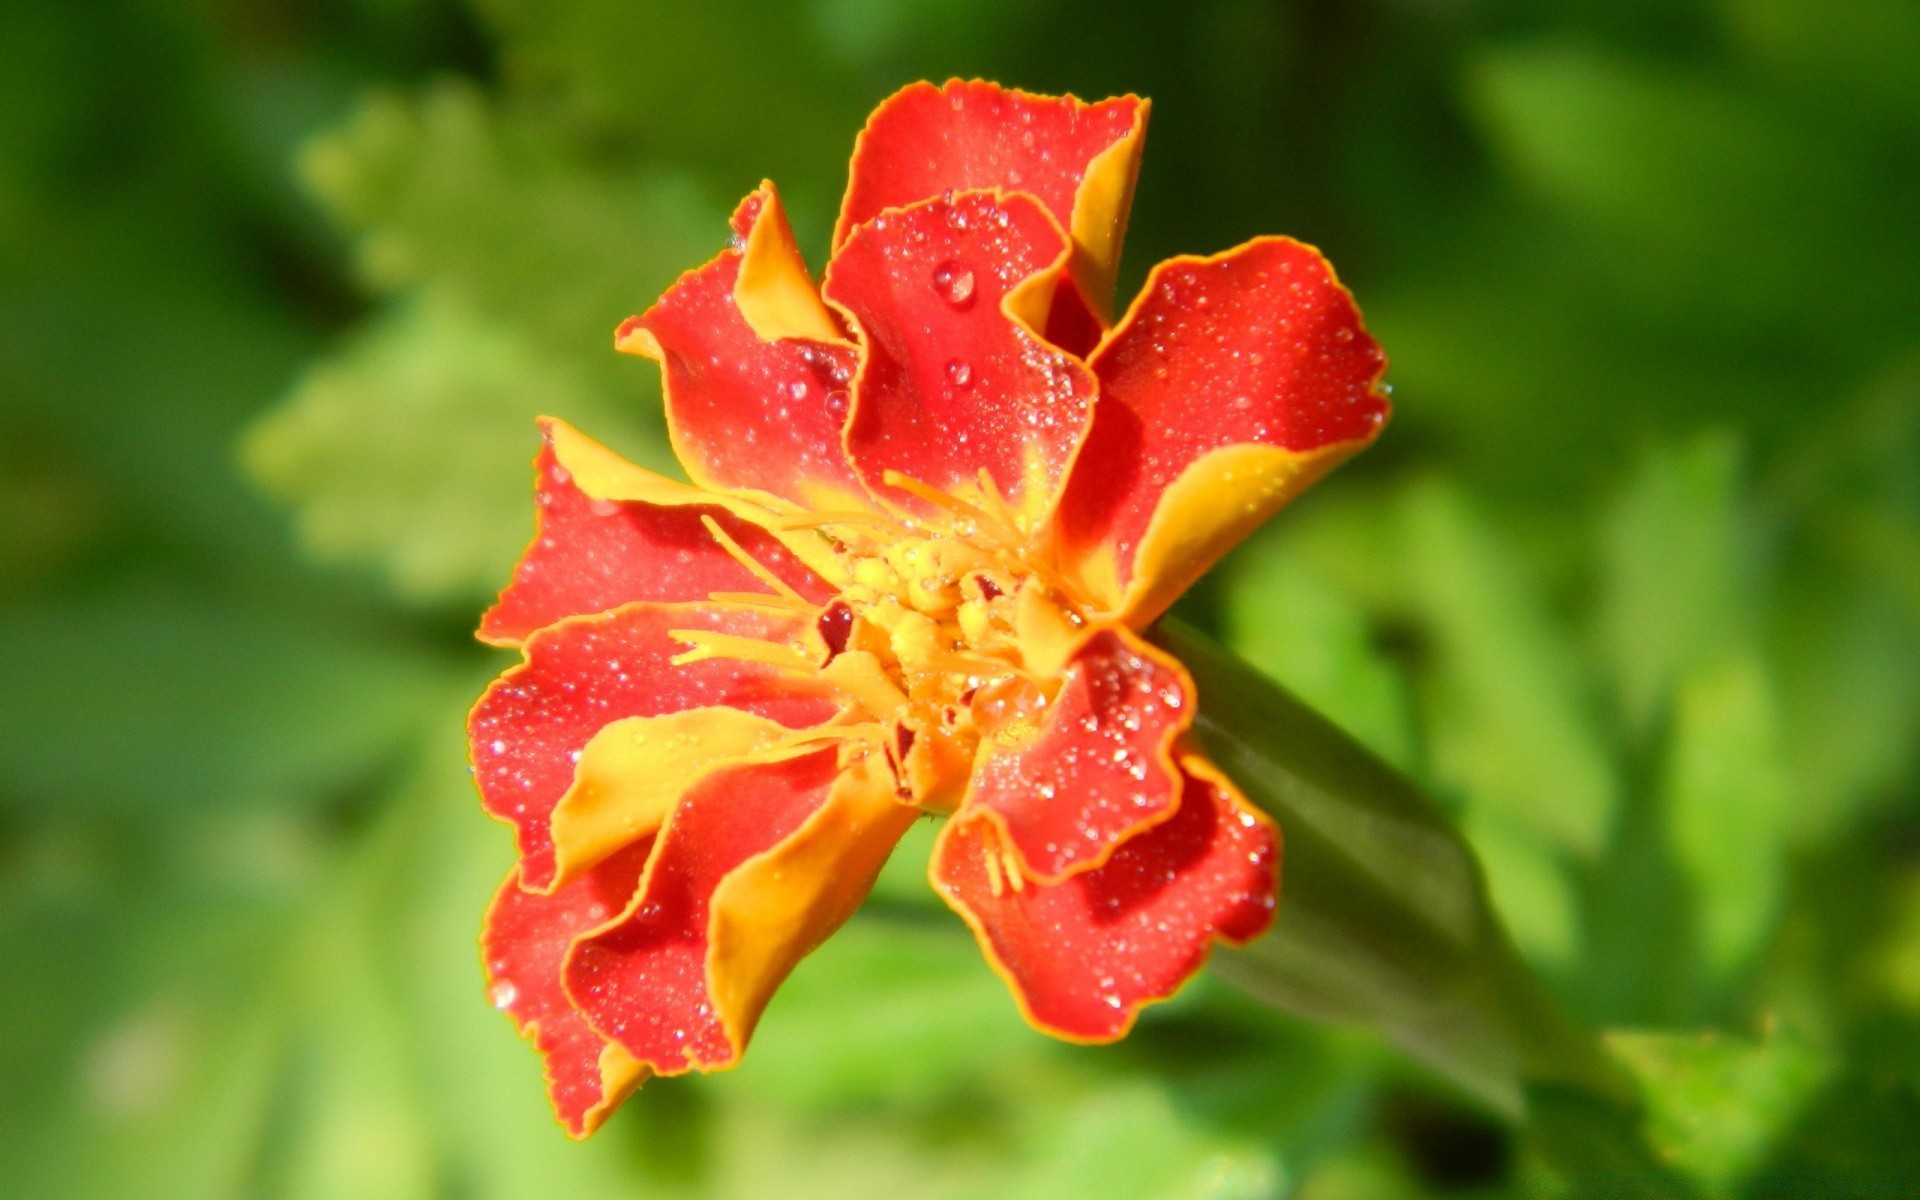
[469,602,840,893]
[481,841,653,1138]
[565,748,914,1074]
[480,420,834,645]
[836,79,1148,320]
[825,190,1096,524]
[965,626,1193,881]
[932,750,1277,1042]
[615,184,871,512]
[1052,238,1390,624]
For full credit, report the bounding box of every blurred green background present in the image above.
[3,0,1918,1195]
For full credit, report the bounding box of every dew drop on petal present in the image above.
[932,260,976,309]
[489,980,518,1010]
[944,358,973,389]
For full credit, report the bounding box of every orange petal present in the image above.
[548,706,793,888]
[479,421,833,645]
[932,749,1277,1043]
[481,843,653,1138]
[564,748,915,1074]
[1052,238,1390,623]
[965,626,1193,881]
[835,79,1148,322]
[469,602,839,893]
[824,190,1096,526]
[615,185,873,513]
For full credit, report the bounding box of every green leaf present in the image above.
[1401,477,1618,859]
[1607,1028,1831,1192]
[1463,811,1581,972]
[1663,651,1794,980]
[1599,433,1752,732]
[983,1085,1282,1200]
[244,292,662,604]
[1221,530,1416,771]
[0,585,453,814]
[1161,622,1629,1120]
[301,79,719,379]
[737,914,1039,1113]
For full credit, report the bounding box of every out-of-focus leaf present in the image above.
[1663,651,1793,980]
[1599,433,1751,733]
[467,0,869,220]
[301,79,718,379]
[1464,43,1853,324]
[0,863,296,1200]
[1463,811,1581,972]
[982,1085,1283,1200]
[1607,1028,1830,1193]
[244,293,654,604]
[1401,477,1617,859]
[1773,584,1920,843]
[1721,0,1920,119]
[0,586,454,813]
[277,903,437,1200]
[1222,531,1416,770]
[738,915,1039,1113]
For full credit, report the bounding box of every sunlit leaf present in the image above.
[1608,1028,1830,1192]
[1663,651,1793,980]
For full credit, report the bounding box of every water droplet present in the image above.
[786,379,809,401]
[932,260,976,309]
[944,358,973,389]
[489,980,518,1010]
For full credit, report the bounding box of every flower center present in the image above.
[675,471,1090,815]
[811,474,1088,813]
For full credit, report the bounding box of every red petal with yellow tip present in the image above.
[826,190,1095,520]
[482,843,652,1138]
[564,748,911,1074]
[1054,238,1389,621]
[932,755,1277,1042]
[836,80,1140,244]
[965,626,1193,881]
[480,429,831,645]
[470,603,839,893]
[615,187,868,510]
[835,80,1147,323]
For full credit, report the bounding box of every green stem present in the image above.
[1159,622,1678,1186]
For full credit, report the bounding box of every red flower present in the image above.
[471,80,1389,1137]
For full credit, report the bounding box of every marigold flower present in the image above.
[471,79,1389,1137]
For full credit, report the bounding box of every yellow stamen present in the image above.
[983,841,1005,898]
[973,468,1025,543]
[669,630,814,672]
[757,722,889,760]
[777,510,903,535]
[1000,842,1027,893]
[881,470,999,535]
[700,515,811,607]
[706,590,817,613]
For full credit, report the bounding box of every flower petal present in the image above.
[565,748,914,1074]
[836,79,1148,320]
[481,842,653,1139]
[825,190,1096,524]
[1053,238,1390,624]
[548,706,792,889]
[480,421,833,645]
[932,749,1278,1042]
[615,185,871,512]
[469,602,840,893]
[966,626,1193,881]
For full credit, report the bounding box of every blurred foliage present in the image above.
[2,0,1917,1195]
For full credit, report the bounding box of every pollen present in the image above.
[694,471,1093,814]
